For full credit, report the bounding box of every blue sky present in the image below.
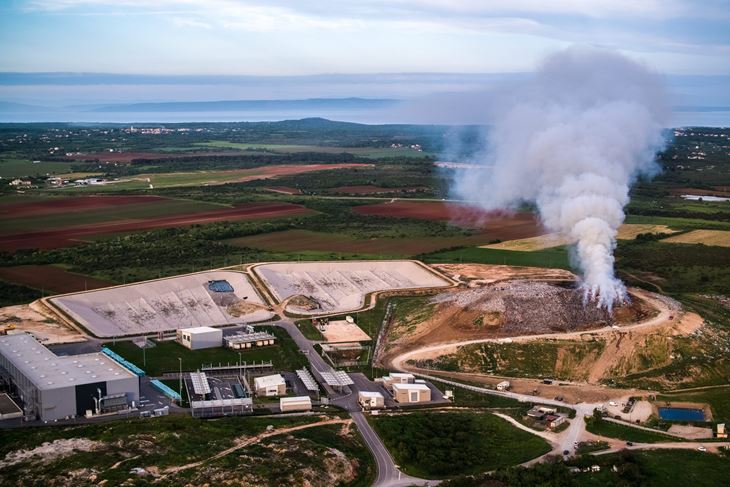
[0,0,728,110]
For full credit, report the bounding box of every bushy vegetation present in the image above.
[370,411,550,478]
[0,280,42,307]
[441,449,730,487]
[0,413,373,486]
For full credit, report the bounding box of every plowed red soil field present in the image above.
[0,195,165,218]
[0,265,113,293]
[354,201,539,229]
[327,185,423,194]
[0,202,312,251]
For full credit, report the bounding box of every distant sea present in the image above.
[0,107,728,127]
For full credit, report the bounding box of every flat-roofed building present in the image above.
[379,373,415,388]
[392,383,431,404]
[177,326,223,350]
[0,333,139,421]
[224,330,276,349]
[253,374,286,397]
[358,391,385,409]
[280,396,312,412]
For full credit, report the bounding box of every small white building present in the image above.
[280,396,312,412]
[392,383,431,403]
[496,381,511,391]
[177,326,223,350]
[379,373,415,387]
[358,391,385,409]
[254,374,286,397]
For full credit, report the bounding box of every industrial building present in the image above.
[224,330,276,349]
[0,333,139,421]
[392,383,431,404]
[253,374,286,396]
[280,396,312,412]
[177,326,223,350]
[358,391,385,409]
[378,372,415,387]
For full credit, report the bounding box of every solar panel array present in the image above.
[296,368,319,392]
[190,371,211,395]
[320,370,354,387]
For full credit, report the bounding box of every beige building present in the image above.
[358,391,385,409]
[280,396,312,412]
[392,383,431,403]
[177,326,223,350]
[379,373,415,387]
[253,374,286,397]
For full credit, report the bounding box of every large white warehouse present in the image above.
[0,333,139,421]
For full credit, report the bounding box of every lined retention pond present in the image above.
[658,407,705,421]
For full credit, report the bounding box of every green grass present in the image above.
[625,214,730,231]
[421,246,572,270]
[0,158,75,178]
[575,441,610,454]
[196,141,429,158]
[0,414,374,486]
[370,411,551,479]
[295,319,325,340]
[105,327,306,375]
[59,169,270,191]
[585,417,679,443]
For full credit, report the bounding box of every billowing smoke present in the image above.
[453,47,669,309]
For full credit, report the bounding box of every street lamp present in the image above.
[178,357,182,400]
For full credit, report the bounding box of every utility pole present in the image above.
[178,357,182,399]
[142,336,146,368]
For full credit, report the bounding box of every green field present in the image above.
[421,245,572,269]
[0,158,76,178]
[59,169,271,192]
[0,414,374,486]
[370,411,551,479]
[196,141,429,158]
[106,327,306,375]
[585,417,680,443]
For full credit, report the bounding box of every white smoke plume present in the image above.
[453,47,669,309]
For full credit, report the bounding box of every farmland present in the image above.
[0,200,312,250]
[662,229,730,247]
[0,265,112,294]
[196,140,429,158]
[62,163,373,192]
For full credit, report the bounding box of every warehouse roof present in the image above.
[358,391,384,398]
[253,374,285,388]
[0,333,136,391]
[180,326,221,334]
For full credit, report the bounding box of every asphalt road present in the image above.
[273,319,431,487]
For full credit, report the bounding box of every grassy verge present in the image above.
[585,417,679,443]
[420,246,572,270]
[370,411,551,479]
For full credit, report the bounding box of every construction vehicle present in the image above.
[0,324,17,335]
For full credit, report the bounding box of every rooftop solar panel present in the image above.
[190,372,211,395]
